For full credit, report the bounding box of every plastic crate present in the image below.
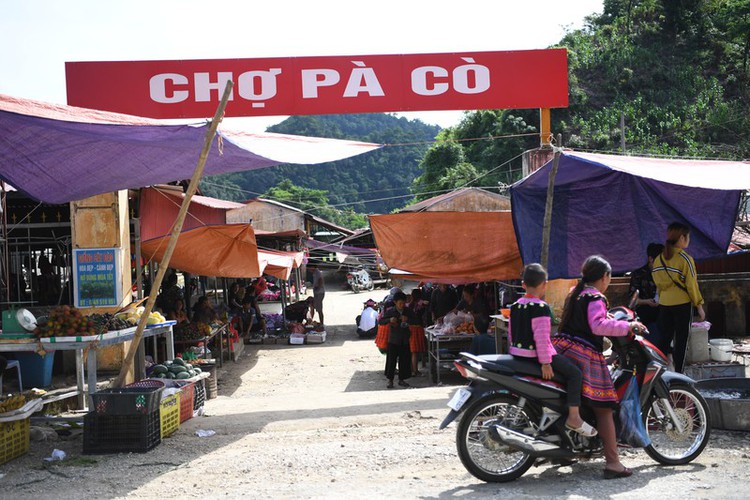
[159,392,180,438]
[193,379,206,412]
[91,386,164,415]
[83,411,161,454]
[0,417,29,465]
[175,382,195,423]
[125,379,165,390]
[684,362,745,380]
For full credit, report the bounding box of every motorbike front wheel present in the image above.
[643,383,711,465]
[456,394,536,482]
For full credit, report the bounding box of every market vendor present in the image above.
[629,243,664,334]
[229,284,245,315]
[242,287,266,332]
[430,284,458,322]
[455,284,490,325]
[192,295,218,324]
[356,298,379,337]
[469,315,496,355]
[237,297,258,336]
[167,298,190,324]
[156,271,182,315]
[253,276,268,296]
[285,297,314,323]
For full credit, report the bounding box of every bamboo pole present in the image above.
[113,81,234,388]
[539,134,562,271]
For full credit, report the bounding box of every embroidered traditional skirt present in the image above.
[409,325,426,353]
[375,324,390,353]
[551,335,618,408]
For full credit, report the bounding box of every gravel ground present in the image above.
[2,290,749,499]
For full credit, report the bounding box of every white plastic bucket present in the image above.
[687,326,710,363]
[709,338,734,362]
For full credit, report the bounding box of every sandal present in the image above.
[603,467,632,479]
[565,421,598,438]
[413,371,423,377]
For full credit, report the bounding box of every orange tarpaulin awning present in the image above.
[258,250,304,281]
[141,224,262,278]
[369,211,522,282]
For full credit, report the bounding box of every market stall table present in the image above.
[0,323,175,409]
[173,323,228,367]
[425,326,475,385]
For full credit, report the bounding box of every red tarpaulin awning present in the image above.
[369,211,522,282]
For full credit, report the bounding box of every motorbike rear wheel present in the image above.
[456,394,536,482]
[643,383,711,465]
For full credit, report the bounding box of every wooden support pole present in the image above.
[540,134,562,271]
[540,108,552,147]
[113,80,234,388]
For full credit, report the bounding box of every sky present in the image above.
[0,0,603,131]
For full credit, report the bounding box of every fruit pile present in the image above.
[87,313,135,334]
[454,322,475,334]
[0,394,26,413]
[150,357,202,380]
[35,306,95,337]
[115,307,166,325]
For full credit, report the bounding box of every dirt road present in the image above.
[2,290,749,499]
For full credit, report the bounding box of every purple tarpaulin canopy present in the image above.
[0,94,382,204]
[510,151,750,279]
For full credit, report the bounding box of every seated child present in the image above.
[509,263,597,437]
[469,315,496,355]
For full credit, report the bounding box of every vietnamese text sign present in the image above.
[65,49,568,119]
[73,248,122,308]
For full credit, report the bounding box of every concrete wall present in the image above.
[227,202,305,233]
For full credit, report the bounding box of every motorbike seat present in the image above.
[478,355,568,387]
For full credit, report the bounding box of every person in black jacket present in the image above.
[379,291,415,388]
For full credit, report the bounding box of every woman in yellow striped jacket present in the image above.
[651,222,705,373]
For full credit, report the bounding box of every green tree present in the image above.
[411,110,537,202]
[263,179,368,230]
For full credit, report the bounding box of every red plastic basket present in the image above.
[176,382,194,423]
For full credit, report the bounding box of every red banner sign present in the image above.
[65,49,568,119]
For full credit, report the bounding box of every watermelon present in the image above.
[152,364,168,375]
[194,367,202,374]
[166,372,175,379]
[176,372,191,380]
[172,358,186,367]
[169,365,187,374]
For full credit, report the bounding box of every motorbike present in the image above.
[440,306,711,483]
[346,268,374,293]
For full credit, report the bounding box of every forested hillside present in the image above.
[413,0,750,199]
[201,114,440,216]
[203,1,750,222]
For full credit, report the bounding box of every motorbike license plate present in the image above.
[447,387,472,412]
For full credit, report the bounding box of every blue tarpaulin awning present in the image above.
[510,151,750,279]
